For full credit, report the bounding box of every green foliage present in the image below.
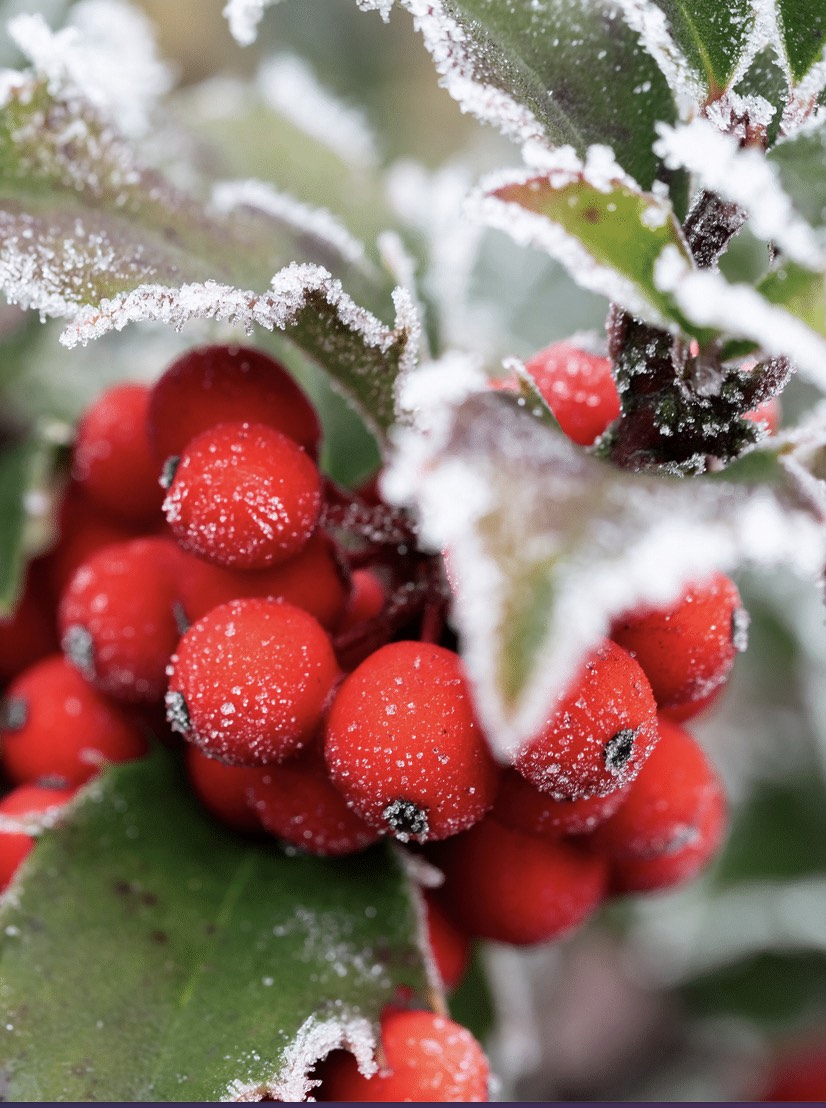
[776,0,826,83]
[651,0,755,95]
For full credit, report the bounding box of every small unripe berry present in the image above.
[434,817,607,946]
[0,784,75,891]
[516,639,659,800]
[324,642,499,842]
[185,745,266,834]
[72,382,163,526]
[2,655,147,787]
[162,421,322,570]
[494,341,620,446]
[167,598,339,766]
[147,344,321,462]
[248,747,380,856]
[59,537,183,702]
[610,572,747,720]
[314,1008,489,1102]
[175,529,349,630]
[493,768,629,838]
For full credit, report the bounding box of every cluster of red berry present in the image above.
[0,340,756,1101]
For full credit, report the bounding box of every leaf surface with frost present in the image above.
[0,751,431,1102]
[768,120,826,234]
[776,0,826,84]
[476,165,707,337]
[387,386,826,757]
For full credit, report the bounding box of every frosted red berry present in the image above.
[433,816,607,946]
[147,343,322,462]
[424,892,471,993]
[185,745,267,834]
[45,483,142,598]
[2,655,148,787]
[494,340,620,446]
[167,598,339,766]
[59,536,183,702]
[0,784,75,891]
[590,717,727,894]
[72,382,163,526]
[0,562,58,683]
[324,641,499,842]
[248,747,380,856]
[493,768,629,838]
[515,639,659,800]
[315,1008,489,1102]
[175,529,349,630]
[162,421,322,570]
[761,1042,826,1101]
[337,568,387,633]
[610,572,747,720]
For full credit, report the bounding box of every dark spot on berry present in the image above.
[0,697,27,732]
[383,798,429,843]
[62,624,96,681]
[165,690,191,734]
[173,601,190,636]
[160,454,180,489]
[604,728,638,774]
[731,605,750,652]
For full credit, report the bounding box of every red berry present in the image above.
[314,1009,489,1102]
[610,572,747,719]
[0,562,59,683]
[324,642,499,842]
[590,718,727,895]
[762,1042,826,1101]
[337,568,387,633]
[2,655,147,787]
[185,745,265,833]
[147,343,321,462]
[175,529,349,630]
[167,598,339,766]
[0,784,75,891]
[494,341,620,446]
[515,640,659,800]
[45,483,143,598]
[493,768,629,838]
[162,421,322,570]
[72,382,163,526]
[744,396,781,436]
[433,817,606,946]
[59,537,183,702]
[424,892,470,993]
[248,747,380,856]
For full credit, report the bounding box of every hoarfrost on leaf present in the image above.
[222,0,284,47]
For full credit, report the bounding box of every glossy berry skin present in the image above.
[0,784,75,891]
[59,537,183,703]
[591,719,727,895]
[248,747,380,856]
[493,768,629,838]
[610,573,747,720]
[175,529,349,630]
[424,892,470,993]
[185,745,266,834]
[2,655,148,787]
[0,562,59,683]
[433,817,607,946]
[336,568,387,633]
[516,640,659,800]
[72,382,163,526]
[494,341,620,446]
[147,343,322,462]
[761,1043,826,1101]
[324,642,499,843]
[45,483,142,599]
[315,1009,489,1102]
[162,421,322,570]
[167,598,339,766]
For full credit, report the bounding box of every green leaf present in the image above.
[758,261,826,336]
[484,171,712,340]
[0,430,63,616]
[734,47,789,145]
[768,121,826,233]
[644,0,755,97]
[404,0,679,193]
[0,751,431,1102]
[776,0,826,84]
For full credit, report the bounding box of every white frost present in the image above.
[613,0,704,113]
[258,53,377,167]
[655,245,826,392]
[212,179,367,267]
[222,0,282,47]
[655,118,823,269]
[8,2,171,136]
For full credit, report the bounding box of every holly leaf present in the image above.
[758,260,826,336]
[0,751,432,1102]
[768,120,826,234]
[388,385,826,757]
[474,165,710,339]
[776,0,826,85]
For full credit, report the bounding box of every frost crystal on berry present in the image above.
[159,455,179,490]
[62,624,96,681]
[165,689,191,735]
[603,728,639,776]
[732,606,750,653]
[0,697,28,733]
[382,798,429,843]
